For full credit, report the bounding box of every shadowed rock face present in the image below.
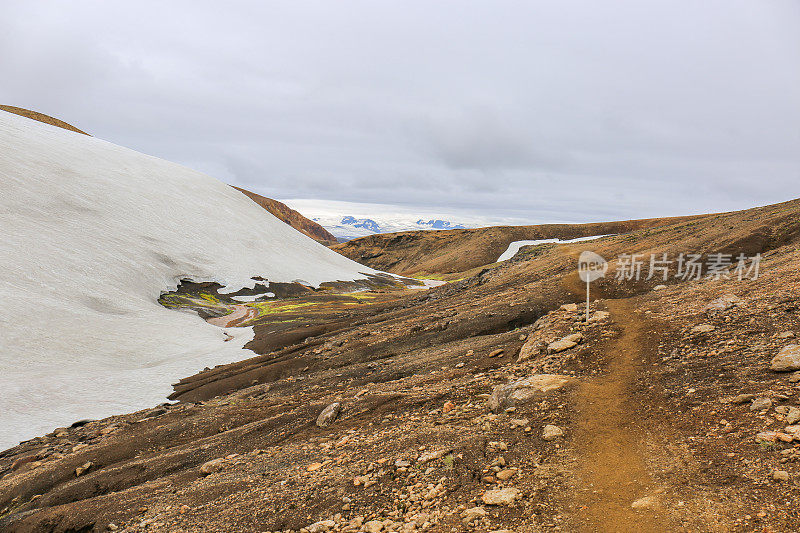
[232,186,338,246]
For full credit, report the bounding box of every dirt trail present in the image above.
[570,295,667,532]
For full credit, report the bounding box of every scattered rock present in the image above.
[547,339,577,353]
[750,397,773,412]
[487,374,572,413]
[704,294,741,314]
[786,407,800,425]
[487,348,504,358]
[691,324,715,334]
[442,401,455,413]
[509,418,529,429]
[307,520,336,532]
[496,468,518,481]
[417,448,450,464]
[547,333,583,353]
[517,338,546,362]
[75,461,93,477]
[461,506,487,524]
[542,425,564,441]
[481,487,521,506]
[199,458,226,475]
[589,310,610,323]
[755,431,793,443]
[364,520,384,532]
[316,402,341,427]
[730,394,755,404]
[771,345,800,372]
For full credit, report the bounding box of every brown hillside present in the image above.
[333,213,713,276]
[4,198,800,531]
[0,105,90,136]
[232,186,338,245]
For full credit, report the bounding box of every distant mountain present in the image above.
[416,219,466,230]
[340,216,381,233]
[317,213,473,241]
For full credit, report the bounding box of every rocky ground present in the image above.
[2,199,800,532]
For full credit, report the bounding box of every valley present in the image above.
[3,194,800,532]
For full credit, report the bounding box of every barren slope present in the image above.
[232,186,338,245]
[0,106,90,136]
[2,198,800,532]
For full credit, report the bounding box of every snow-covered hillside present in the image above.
[0,112,377,450]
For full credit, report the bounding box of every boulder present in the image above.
[704,294,742,314]
[771,345,800,372]
[316,402,341,427]
[546,333,583,354]
[750,397,773,412]
[75,461,93,477]
[730,393,755,404]
[773,470,790,482]
[487,374,572,413]
[517,337,546,362]
[481,487,521,506]
[307,520,336,533]
[542,425,564,441]
[200,458,226,475]
[364,520,384,532]
[460,506,487,523]
[560,303,578,312]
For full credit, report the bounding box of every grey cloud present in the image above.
[0,0,798,223]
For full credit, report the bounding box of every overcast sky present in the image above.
[2,1,799,222]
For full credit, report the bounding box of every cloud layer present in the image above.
[2,1,798,222]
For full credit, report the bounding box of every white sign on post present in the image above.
[578,251,608,321]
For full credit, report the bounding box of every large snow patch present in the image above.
[0,112,376,449]
[496,235,612,262]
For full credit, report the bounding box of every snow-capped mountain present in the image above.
[283,199,531,242]
[416,219,466,230]
[327,216,468,241]
[0,111,377,449]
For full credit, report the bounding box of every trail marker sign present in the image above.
[578,251,608,321]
